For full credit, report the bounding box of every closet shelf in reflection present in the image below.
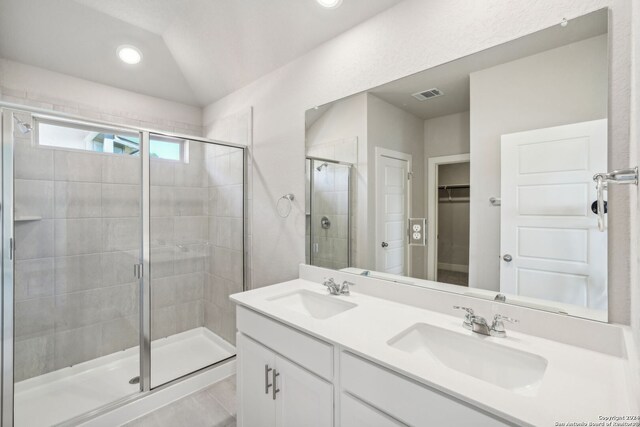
[437,184,470,190]
[438,197,470,203]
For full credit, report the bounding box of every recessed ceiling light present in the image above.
[117,45,142,65]
[316,0,343,9]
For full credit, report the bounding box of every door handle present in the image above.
[272,369,280,400]
[502,254,513,262]
[381,242,389,248]
[265,364,272,394]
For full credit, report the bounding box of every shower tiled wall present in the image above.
[306,137,356,270]
[150,142,209,341]
[13,115,142,382]
[309,164,350,270]
[13,114,244,382]
[204,145,244,345]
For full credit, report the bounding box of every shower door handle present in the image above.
[381,242,389,248]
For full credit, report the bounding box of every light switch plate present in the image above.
[408,218,426,246]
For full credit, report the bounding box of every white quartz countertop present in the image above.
[231,279,639,426]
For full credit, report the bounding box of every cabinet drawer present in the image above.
[237,306,334,380]
[341,392,405,427]
[340,351,510,427]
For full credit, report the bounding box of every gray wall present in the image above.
[468,34,608,291]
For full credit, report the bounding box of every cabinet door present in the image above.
[275,355,333,427]
[340,393,405,427]
[237,334,277,427]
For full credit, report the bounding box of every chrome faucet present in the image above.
[453,306,518,337]
[322,278,355,296]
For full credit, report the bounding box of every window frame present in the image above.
[34,118,188,162]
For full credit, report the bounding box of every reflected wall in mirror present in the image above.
[305,9,609,321]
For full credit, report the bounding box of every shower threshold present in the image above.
[14,327,234,427]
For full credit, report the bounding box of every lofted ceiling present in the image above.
[0,0,403,106]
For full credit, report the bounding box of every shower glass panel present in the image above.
[307,158,351,269]
[149,135,243,388]
[10,112,142,426]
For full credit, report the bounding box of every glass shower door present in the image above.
[8,111,143,426]
[149,134,243,388]
[308,158,351,269]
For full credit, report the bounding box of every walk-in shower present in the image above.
[305,157,351,269]
[1,107,245,426]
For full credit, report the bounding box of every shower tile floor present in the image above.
[14,327,234,427]
[125,375,236,427]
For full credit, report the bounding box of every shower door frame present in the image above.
[0,103,247,426]
[306,156,352,268]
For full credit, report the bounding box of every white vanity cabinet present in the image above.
[237,334,333,427]
[339,351,511,427]
[236,306,512,427]
[236,306,334,427]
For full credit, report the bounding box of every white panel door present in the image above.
[376,154,409,275]
[275,355,333,427]
[500,119,607,309]
[237,334,277,427]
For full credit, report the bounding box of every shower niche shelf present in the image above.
[15,216,42,222]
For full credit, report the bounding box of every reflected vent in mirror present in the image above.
[412,87,444,101]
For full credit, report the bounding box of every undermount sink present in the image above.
[387,323,547,396]
[268,289,357,320]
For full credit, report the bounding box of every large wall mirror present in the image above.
[305,9,609,321]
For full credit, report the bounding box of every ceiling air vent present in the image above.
[412,88,444,101]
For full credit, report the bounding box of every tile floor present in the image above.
[437,269,469,286]
[124,375,236,427]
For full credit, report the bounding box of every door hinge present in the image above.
[134,263,143,279]
[407,172,413,180]
[9,237,14,260]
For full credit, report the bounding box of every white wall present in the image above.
[366,94,425,277]
[0,59,202,135]
[468,35,608,291]
[424,111,470,159]
[631,0,640,371]
[203,0,632,324]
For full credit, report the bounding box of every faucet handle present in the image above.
[453,306,474,328]
[490,314,518,337]
[340,280,355,295]
[493,314,518,324]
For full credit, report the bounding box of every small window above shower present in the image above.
[35,119,186,161]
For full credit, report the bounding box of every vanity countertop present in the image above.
[231,278,639,426]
